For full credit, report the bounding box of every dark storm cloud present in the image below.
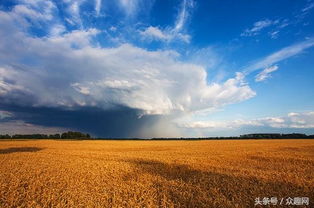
[0,103,159,138]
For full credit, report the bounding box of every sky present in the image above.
[0,0,314,138]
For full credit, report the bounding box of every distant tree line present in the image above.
[1,132,314,140]
[239,133,313,139]
[60,131,91,139]
[151,133,314,140]
[0,131,91,140]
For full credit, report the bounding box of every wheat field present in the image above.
[0,139,313,207]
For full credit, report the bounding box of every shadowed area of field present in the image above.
[124,158,312,207]
[0,147,44,154]
[0,139,313,207]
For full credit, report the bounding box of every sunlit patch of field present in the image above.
[0,139,313,207]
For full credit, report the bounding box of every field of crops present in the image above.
[0,139,313,207]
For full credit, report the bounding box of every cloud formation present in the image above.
[301,1,314,13]
[140,26,170,41]
[95,0,102,16]
[243,38,314,74]
[241,18,293,39]
[179,112,314,129]
[255,65,279,82]
[241,19,277,37]
[0,104,162,137]
[0,120,68,135]
[174,0,195,32]
[64,0,83,26]
[0,4,255,117]
[140,0,194,43]
[0,111,13,120]
[118,0,140,16]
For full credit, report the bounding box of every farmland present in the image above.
[0,139,313,207]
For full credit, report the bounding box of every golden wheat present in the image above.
[0,139,313,207]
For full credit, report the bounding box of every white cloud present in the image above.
[50,24,66,37]
[278,19,290,29]
[0,111,13,120]
[140,26,170,41]
[15,0,56,20]
[1,0,57,29]
[13,5,46,20]
[95,0,102,16]
[269,31,279,39]
[241,18,294,39]
[302,2,314,13]
[0,67,27,95]
[140,0,194,43]
[62,0,85,26]
[0,7,255,116]
[118,0,140,17]
[117,0,155,19]
[71,83,91,95]
[174,0,194,32]
[179,119,263,129]
[241,19,277,37]
[98,80,136,89]
[48,28,99,47]
[0,0,66,40]
[109,26,117,32]
[69,1,80,23]
[243,38,314,74]
[179,112,314,129]
[255,65,279,82]
[140,26,190,43]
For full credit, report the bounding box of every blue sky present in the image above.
[0,0,313,137]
